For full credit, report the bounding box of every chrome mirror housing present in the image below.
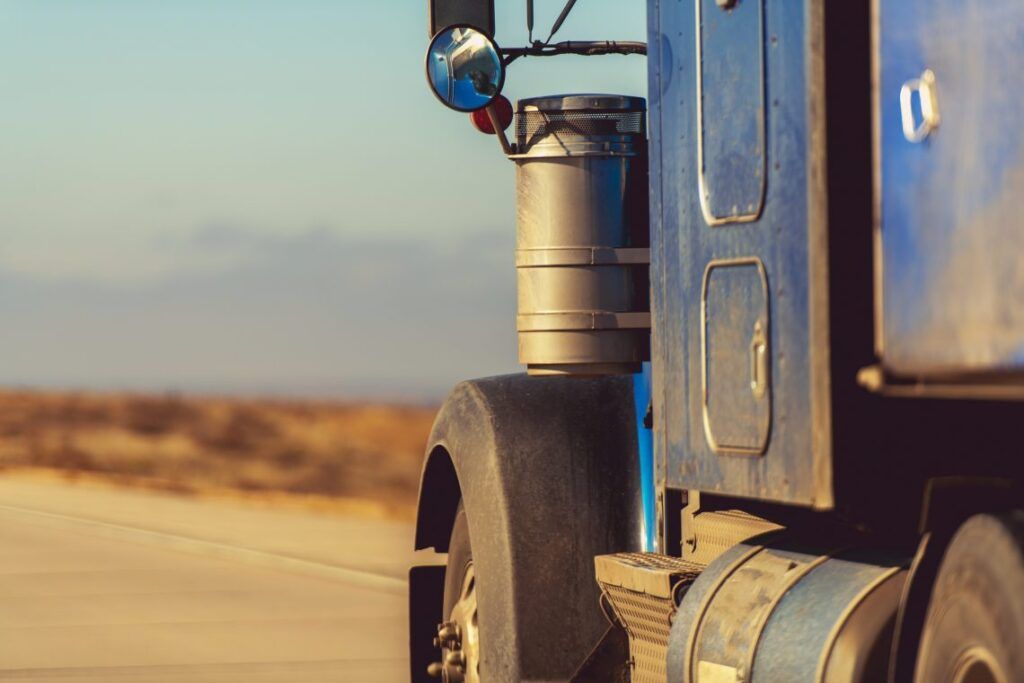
[425,25,505,112]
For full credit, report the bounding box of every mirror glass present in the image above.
[426,25,504,112]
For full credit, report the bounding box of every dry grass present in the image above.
[0,389,438,519]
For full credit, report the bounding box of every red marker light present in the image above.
[470,95,514,135]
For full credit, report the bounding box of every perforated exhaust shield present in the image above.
[515,108,645,142]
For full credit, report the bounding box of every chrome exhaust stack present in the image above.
[512,94,651,376]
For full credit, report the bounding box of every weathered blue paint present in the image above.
[697,0,766,223]
[633,364,656,552]
[703,259,770,454]
[648,0,831,506]
[877,0,1024,376]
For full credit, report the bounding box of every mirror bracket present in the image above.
[428,0,494,38]
[485,105,514,155]
[501,40,647,66]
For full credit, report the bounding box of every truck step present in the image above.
[682,494,784,565]
[594,552,703,683]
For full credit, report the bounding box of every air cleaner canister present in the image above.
[512,94,650,376]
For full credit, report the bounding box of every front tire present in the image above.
[914,511,1024,683]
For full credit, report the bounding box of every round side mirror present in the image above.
[425,25,505,112]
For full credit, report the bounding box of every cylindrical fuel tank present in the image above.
[512,94,650,376]
[668,538,909,683]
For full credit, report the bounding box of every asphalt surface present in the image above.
[0,476,429,682]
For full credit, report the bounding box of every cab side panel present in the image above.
[651,0,830,506]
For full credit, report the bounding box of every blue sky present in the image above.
[0,1,646,399]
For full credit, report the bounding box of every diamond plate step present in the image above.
[594,553,704,683]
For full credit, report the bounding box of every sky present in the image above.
[0,1,647,400]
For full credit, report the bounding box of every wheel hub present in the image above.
[427,562,479,682]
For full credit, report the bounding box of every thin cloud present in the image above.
[0,228,518,400]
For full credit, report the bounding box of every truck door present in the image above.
[650,0,832,506]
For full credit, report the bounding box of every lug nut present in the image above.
[445,650,467,670]
[438,623,460,644]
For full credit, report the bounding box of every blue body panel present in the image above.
[648,0,832,507]
[697,0,766,223]
[877,0,1024,376]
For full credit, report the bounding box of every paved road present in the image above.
[0,476,429,682]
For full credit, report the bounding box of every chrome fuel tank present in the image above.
[668,538,908,683]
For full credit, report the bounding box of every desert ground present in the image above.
[0,389,438,520]
[0,389,438,680]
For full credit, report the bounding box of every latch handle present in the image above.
[900,69,941,143]
[750,321,768,399]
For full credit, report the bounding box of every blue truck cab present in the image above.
[411,2,1024,681]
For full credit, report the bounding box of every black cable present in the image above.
[598,591,623,628]
[545,0,580,44]
[526,0,534,44]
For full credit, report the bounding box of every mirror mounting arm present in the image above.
[485,105,515,156]
[501,40,647,66]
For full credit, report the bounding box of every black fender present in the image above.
[412,373,643,682]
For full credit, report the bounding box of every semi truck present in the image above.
[410,1,1024,681]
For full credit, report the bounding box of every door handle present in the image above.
[900,68,941,143]
[750,321,768,400]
